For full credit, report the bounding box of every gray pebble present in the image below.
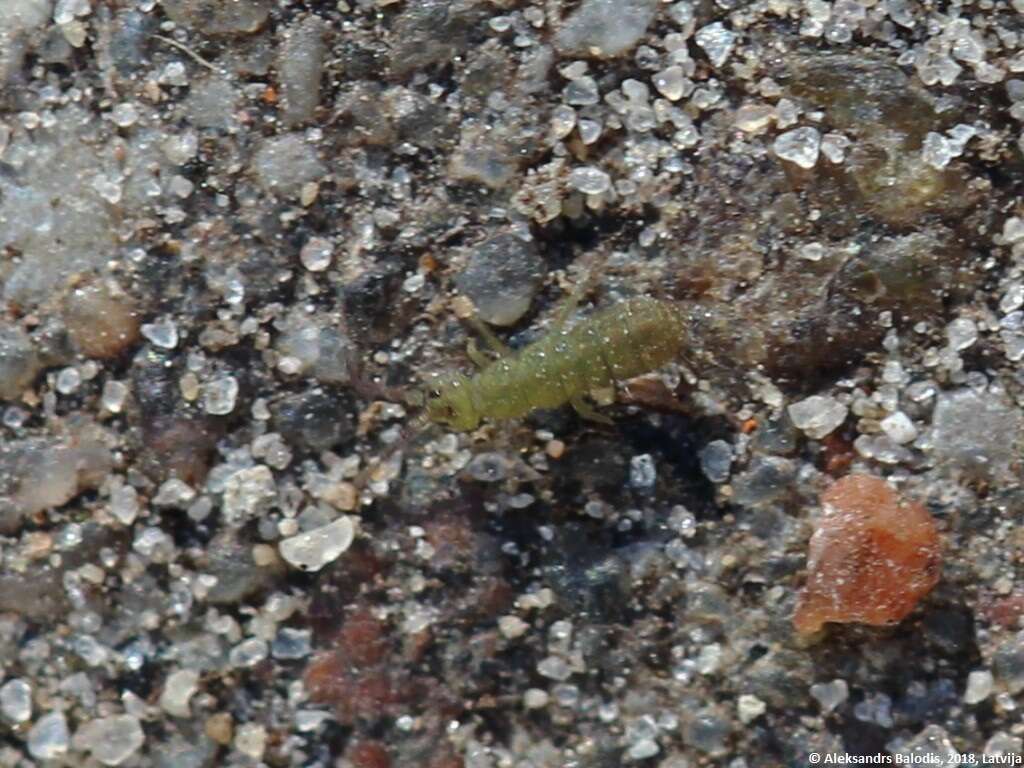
[455,234,546,327]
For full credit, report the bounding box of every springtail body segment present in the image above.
[424,297,686,431]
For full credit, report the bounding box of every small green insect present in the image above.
[422,296,687,431]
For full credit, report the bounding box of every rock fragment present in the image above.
[160,670,200,718]
[27,711,69,761]
[930,389,1023,479]
[554,0,659,58]
[0,0,50,85]
[276,325,353,385]
[272,389,356,451]
[454,234,546,326]
[0,327,41,401]
[252,134,325,197]
[278,17,326,126]
[279,516,356,572]
[72,715,145,766]
[63,282,141,359]
[774,127,821,169]
[389,0,484,77]
[160,0,270,34]
[0,433,113,532]
[788,395,848,439]
[0,679,32,723]
[794,475,941,636]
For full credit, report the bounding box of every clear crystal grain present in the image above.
[810,679,849,713]
[653,65,685,100]
[695,22,736,68]
[880,411,918,444]
[300,237,333,272]
[229,638,269,668]
[141,318,179,349]
[101,380,128,412]
[946,318,978,350]
[788,395,848,439]
[820,132,851,163]
[202,376,239,415]
[774,127,821,169]
[73,715,144,766]
[0,679,32,723]
[1000,283,1024,314]
[537,656,571,681]
[564,77,599,106]
[111,103,139,128]
[922,132,955,169]
[55,367,81,394]
[568,166,611,194]
[964,670,994,704]
[27,711,69,761]
[279,516,356,571]
[578,119,602,144]
[159,669,200,717]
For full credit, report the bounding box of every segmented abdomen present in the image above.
[470,298,685,420]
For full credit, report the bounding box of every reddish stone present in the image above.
[304,650,347,704]
[347,741,391,768]
[794,474,941,636]
[337,608,388,667]
[306,661,420,725]
[423,512,476,569]
[979,592,1024,629]
[821,433,855,476]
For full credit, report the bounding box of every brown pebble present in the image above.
[22,532,53,560]
[64,283,141,359]
[251,544,280,567]
[821,433,856,477]
[793,474,941,636]
[419,253,438,273]
[205,712,234,745]
[300,182,320,207]
[545,439,565,459]
[142,416,222,485]
[451,295,476,320]
[321,481,359,511]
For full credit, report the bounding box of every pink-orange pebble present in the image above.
[794,474,941,636]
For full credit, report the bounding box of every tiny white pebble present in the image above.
[300,237,333,272]
[879,411,918,444]
[279,517,356,571]
[737,694,767,724]
[498,615,529,639]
